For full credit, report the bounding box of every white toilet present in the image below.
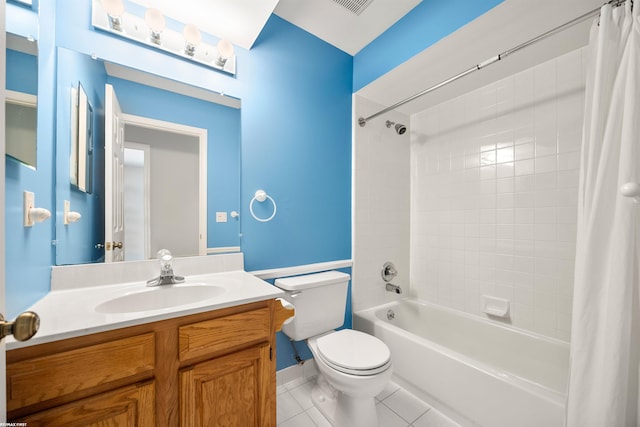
[275,271,392,427]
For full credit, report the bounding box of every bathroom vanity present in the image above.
[4,259,293,427]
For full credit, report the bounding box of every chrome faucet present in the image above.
[147,249,185,286]
[382,262,401,294]
[386,283,402,294]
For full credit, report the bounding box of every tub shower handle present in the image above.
[381,262,398,282]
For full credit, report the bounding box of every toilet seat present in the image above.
[315,330,391,376]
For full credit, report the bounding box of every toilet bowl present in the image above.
[274,271,393,427]
[307,329,393,427]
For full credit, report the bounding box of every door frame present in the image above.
[1,0,8,419]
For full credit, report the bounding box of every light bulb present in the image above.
[145,8,166,45]
[183,24,202,56]
[101,0,125,31]
[102,0,124,16]
[215,39,234,67]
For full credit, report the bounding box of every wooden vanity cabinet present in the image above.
[6,299,293,427]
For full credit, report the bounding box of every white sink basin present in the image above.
[95,284,226,314]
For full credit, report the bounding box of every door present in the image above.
[1,0,7,419]
[105,84,125,262]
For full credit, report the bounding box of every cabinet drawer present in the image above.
[7,333,155,412]
[179,308,270,361]
[14,381,156,427]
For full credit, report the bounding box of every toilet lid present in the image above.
[316,330,391,376]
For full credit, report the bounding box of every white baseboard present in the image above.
[276,359,317,387]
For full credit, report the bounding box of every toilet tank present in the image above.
[274,271,350,341]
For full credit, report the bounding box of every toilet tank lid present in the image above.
[274,271,350,291]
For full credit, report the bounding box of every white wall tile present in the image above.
[514,158,534,176]
[408,49,584,341]
[353,95,410,312]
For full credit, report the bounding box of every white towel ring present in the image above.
[250,190,277,222]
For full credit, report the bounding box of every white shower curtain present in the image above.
[566,2,640,427]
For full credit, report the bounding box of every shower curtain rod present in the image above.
[357,0,628,127]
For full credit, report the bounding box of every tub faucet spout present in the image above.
[386,283,402,294]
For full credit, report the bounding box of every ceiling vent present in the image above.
[331,0,374,16]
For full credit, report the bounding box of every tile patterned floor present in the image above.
[277,376,460,427]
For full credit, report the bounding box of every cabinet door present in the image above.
[180,343,272,427]
[14,382,155,427]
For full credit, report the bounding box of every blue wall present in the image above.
[353,0,504,91]
[5,47,44,317]
[5,0,56,319]
[239,15,353,272]
[54,47,106,265]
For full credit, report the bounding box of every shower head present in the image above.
[386,120,407,135]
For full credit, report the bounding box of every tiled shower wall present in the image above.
[353,95,410,312]
[410,47,587,341]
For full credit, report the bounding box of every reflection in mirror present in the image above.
[70,83,94,193]
[55,47,241,266]
[123,123,204,261]
[5,33,37,168]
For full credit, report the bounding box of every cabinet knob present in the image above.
[0,311,40,342]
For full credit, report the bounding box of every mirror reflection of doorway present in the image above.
[123,143,150,261]
[106,84,207,262]
[123,124,201,261]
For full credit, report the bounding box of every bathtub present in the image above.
[353,299,569,427]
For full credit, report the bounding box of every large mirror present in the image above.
[5,33,38,169]
[55,47,241,265]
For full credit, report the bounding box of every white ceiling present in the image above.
[128,0,422,54]
[274,0,422,55]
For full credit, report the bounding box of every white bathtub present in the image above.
[353,299,569,427]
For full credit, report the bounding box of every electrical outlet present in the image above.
[216,212,228,223]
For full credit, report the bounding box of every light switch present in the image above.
[23,191,51,227]
[216,212,228,223]
[23,191,35,227]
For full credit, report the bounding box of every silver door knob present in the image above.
[0,311,40,342]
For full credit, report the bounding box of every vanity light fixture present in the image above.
[144,8,166,45]
[92,0,237,74]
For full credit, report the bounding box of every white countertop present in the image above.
[7,270,283,350]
